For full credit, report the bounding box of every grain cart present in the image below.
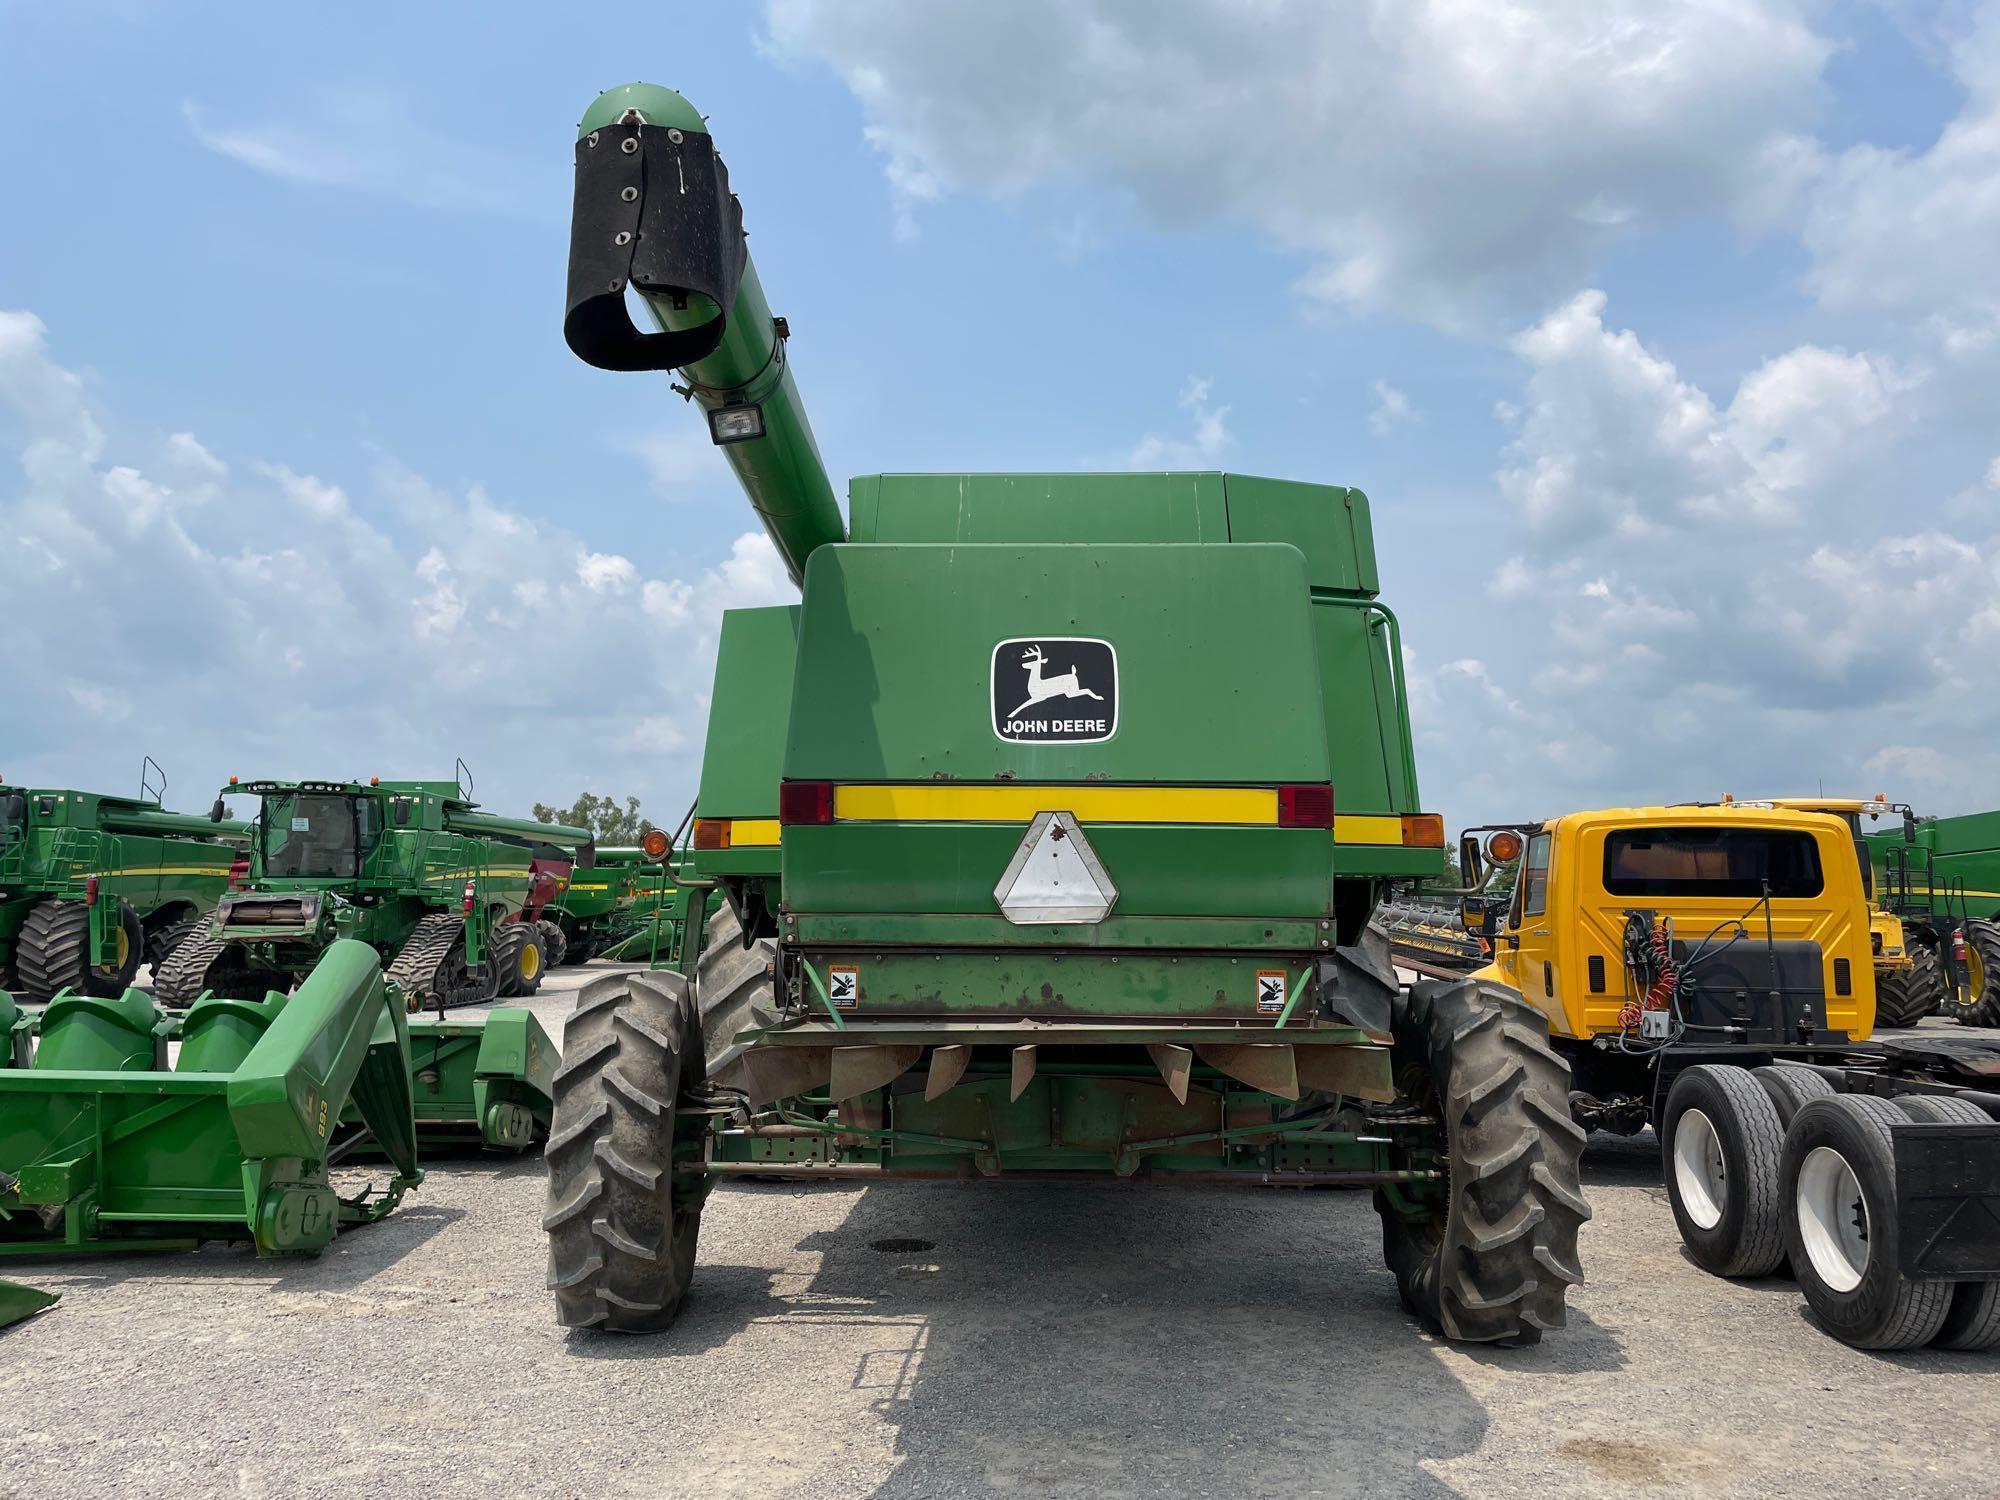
[1867,807,2000,1027]
[153,776,593,1010]
[542,83,1589,1345]
[0,764,249,1002]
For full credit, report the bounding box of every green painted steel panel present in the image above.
[849,472,1230,546]
[785,824,1332,917]
[1221,475,1379,595]
[785,543,1327,784]
[696,606,800,819]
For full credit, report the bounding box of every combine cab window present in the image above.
[261,793,363,879]
[1603,827,1823,899]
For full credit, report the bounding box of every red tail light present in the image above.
[462,880,476,915]
[1953,931,1969,962]
[779,781,835,826]
[84,876,100,907]
[1277,784,1334,829]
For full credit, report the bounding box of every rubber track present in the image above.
[385,913,471,1008]
[150,928,266,1006]
[1894,1095,2000,1350]
[1875,946,1946,1028]
[15,900,89,1003]
[692,902,780,1092]
[144,916,199,975]
[543,970,699,1331]
[1386,978,1591,1343]
[1961,921,2000,1028]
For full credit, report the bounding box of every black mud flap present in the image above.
[1895,1122,2000,1280]
[565,121,746,372]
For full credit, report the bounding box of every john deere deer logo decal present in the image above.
[991,638,1118,745]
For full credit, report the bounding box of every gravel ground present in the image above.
[2,965,1995,1500]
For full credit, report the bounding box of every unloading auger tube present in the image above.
[565,83,846,585]
[441,807,596,867]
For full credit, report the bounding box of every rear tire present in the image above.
[1892,1095,2000,1350]
[1874,948,1945,1028]
[492,923,545,999]
[543,970,705,1332]
[1374,978,1589,1344]
[692,901,781,1095]
[537,920,569,968]
[1781,1095,1953,1349]
[144,914,200,976]
[16,899,143,1002]
[1753,1064,1835,1128]
[1662,1065,1788,1277]
[1959,921,2000,1028]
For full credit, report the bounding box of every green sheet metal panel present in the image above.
[696,605,801,818]
[1220,475,1379,596]
[785,542,1327,784]
[850,471,1229,546]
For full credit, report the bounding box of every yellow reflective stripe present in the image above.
[73,865,235,877]
[1333,815,1404,846]
[832,785,1279,825]
[728,819,783,846]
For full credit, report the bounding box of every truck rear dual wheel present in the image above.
[543,970,706,1331]
[15,899,143,1002]
[1661,1065,1789,1277]
[1889,1095,2000,1350]
[1874,947,1947,1029]
[1781,1095,1955,1349]
[1376,978,1590,1344]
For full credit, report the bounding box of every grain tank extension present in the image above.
[546,83,1590,1344]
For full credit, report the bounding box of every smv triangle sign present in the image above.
[993,810,1118,925]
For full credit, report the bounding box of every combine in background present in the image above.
[0,761,248,1002]
[153,768,593,1010]
[1866,805,2000,1027]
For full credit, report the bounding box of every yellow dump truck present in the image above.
[1456,803,1876,1135]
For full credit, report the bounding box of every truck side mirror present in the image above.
[209,798,227,823]
[1458,833,1485,888]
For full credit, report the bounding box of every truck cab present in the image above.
[1462,805,1876,1132]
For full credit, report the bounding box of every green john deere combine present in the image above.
[540,844,678,965]
[1869,806,2000,1026]
[154,773,593,1010]
[0,942,559,1258]
[542,83,1590,1345]
[1,763,248,1002]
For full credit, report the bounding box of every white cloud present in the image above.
[1367,380,1417,437]
[1129,375,1231,468]
[627,427,732,499]
[1798,11,2000,344]
[762,0,1830,329]
[182,95,520,214]
[0,311,792,817]
[1497,290,1897,543]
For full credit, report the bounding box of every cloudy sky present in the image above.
[2,1,1996,836]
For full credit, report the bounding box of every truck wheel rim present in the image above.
[1796,1145,1868,1292]
[1673,1107,1727,1229]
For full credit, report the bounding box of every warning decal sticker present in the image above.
[991,638,1118,745]
[827,964,859,1009]
[1255,970,1288,1014]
